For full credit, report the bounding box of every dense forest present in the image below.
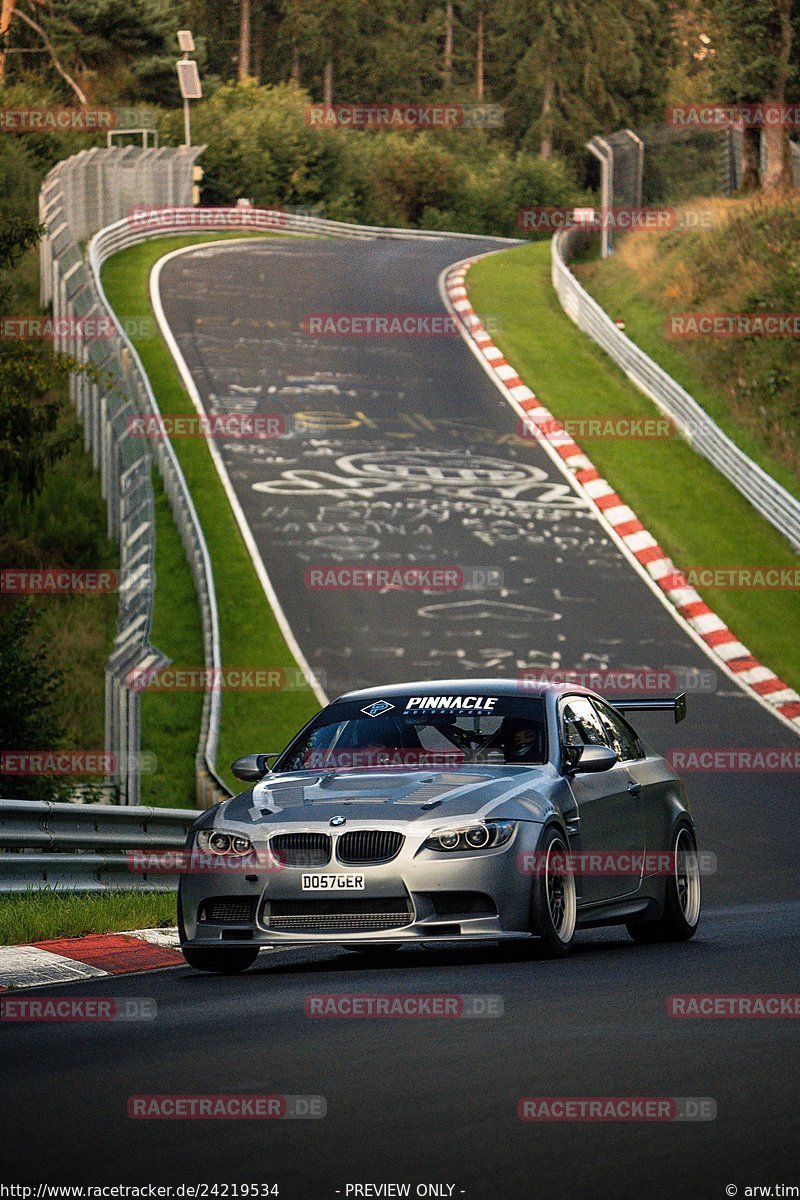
[0,2,796,189]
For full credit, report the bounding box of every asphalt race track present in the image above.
[3,235,798,1198]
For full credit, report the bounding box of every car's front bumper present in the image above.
[178,822,542,948]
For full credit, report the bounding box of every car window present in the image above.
[594,701,643,761]
[560,697,609,749]
[278,697,548,770]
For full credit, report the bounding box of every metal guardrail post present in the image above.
[586,136,613,258]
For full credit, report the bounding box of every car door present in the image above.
[593,698,667,859]
[559,695,646,904]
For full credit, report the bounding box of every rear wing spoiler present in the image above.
[610,693,686,724]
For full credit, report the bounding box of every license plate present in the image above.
[301,873,365,891]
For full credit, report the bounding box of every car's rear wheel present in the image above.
[627,824,701,943]
[530,826,576,957]
[182,947,260,974]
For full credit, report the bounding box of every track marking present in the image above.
[0,945,107,989]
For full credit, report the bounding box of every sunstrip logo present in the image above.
[403,695,498,714]
[361,701,395,718]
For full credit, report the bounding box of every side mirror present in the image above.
[231,753,274,782]
[564,744,618,775]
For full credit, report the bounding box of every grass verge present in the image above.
[101,233,319,804]
[0,890,176,947]
[573,196,799,499]
[467,241,800,692]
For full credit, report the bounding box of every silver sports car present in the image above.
[178,679,701,972]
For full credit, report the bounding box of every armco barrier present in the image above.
[552,227,800,552]
[0,799,197,892]
[37,148,230,809]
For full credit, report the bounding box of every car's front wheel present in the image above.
[529,826,577,957]
[627,824,701,943]
[182,947,260,974]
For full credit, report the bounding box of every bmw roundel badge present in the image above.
[330,816,346,827]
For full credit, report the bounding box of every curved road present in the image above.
[3,235,798,1198]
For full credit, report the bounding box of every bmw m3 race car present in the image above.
[178,679,701,972]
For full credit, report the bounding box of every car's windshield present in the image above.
[278,695,547,771]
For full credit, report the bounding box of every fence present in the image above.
[586,126,800,256]
[725,128,800,193]
[38,145,226,809]
[0,798,197,892]
[551,226,800,552]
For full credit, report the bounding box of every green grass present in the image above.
[574,212,800,502]
[101,233,319,804]
[0,890,177,947]
[142,470,206,806]
[467,242,800,691]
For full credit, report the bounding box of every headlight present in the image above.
[196,830,253,856]
[424,820,516,853]
[465,825,490,849]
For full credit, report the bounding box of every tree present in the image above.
[0,0,87,98]
[443,0,453,90]
[492,0,671,162]
[708,0,799,192]
[239,0,251,80]
[0,602,68,801]
[2,0,197,104]
[762,0,795,191]
[0,215,83,502]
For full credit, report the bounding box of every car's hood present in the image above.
[220,765,557,828]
